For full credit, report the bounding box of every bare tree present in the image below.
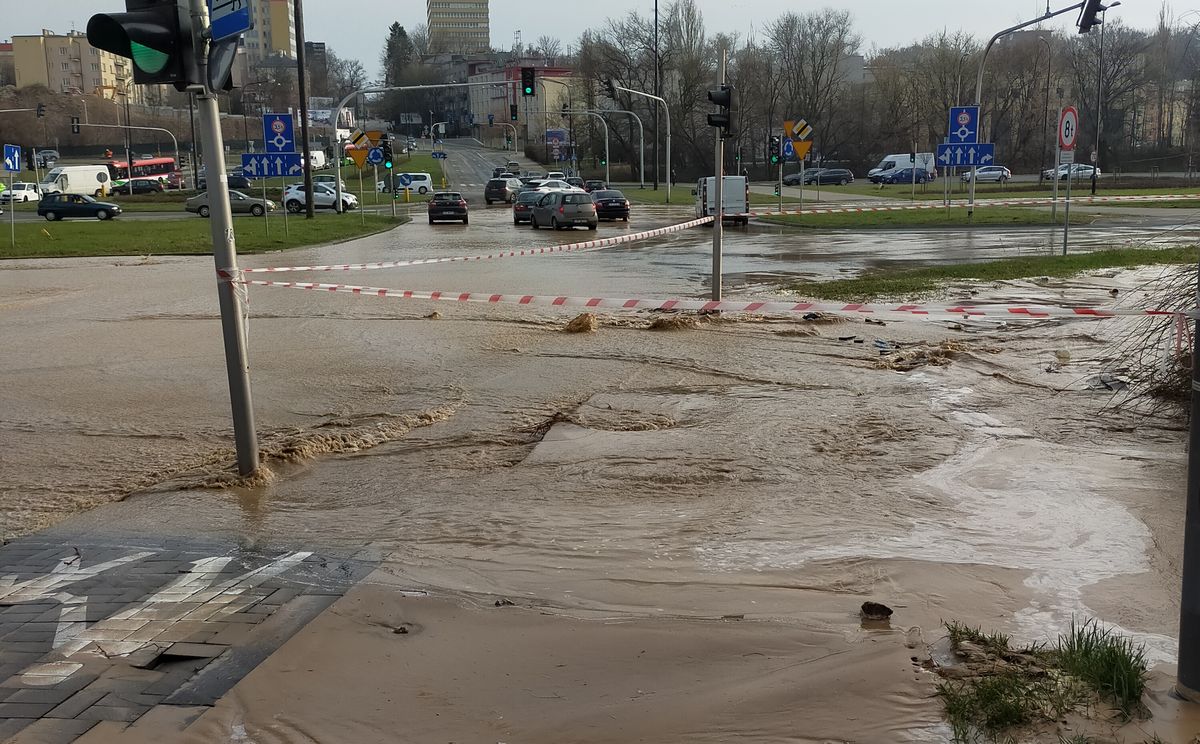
[535,36,564,65]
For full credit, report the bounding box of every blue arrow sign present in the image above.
[432,151,448,160]
[936,142,996,168]
[209,0,254,42]
[948,106,980,144]
[367,147,383,165]
[2,144,20,173]
[782,139,795,160]
[242,152,303,178]
[263,113,295,154]
[398,173,413,186]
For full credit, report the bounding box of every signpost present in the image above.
[208,0,254,42]
[1058,106,1079,255]
[935,143,996,168]
[3,144,19,248]
[241,152,303,178]
[784,119,814,213]
[263,113,295,154]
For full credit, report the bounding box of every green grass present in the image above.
[1095,199,1200,209]
[793,245,1196,302]
[937,619,1149,743]
[834,181,1200,201]
[761,206,1093,229]
[0,215,407,259]
[1051,619,1147,718]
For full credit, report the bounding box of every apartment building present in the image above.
[11,30,146,104]
[244,0,297,63]
[427,0,490,54]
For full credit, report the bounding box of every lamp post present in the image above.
[1039,36,1052,185]
[1092,0,1120,195]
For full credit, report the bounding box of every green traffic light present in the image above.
[384,160,393,169]
[524,86,533,95]
[130,41,169,74]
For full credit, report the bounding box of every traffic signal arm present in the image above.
[1077,0,1105,32]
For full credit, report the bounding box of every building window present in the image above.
[61,62,70,70]
[60,47,67,55]
[91,63,99,71]
[91,48,98,55]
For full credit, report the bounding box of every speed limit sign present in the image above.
[1058,106,1079,151]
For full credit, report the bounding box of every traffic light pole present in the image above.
[189,0,259,477]
[711,49,726,303]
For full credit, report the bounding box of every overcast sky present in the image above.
[9,1,1173,79]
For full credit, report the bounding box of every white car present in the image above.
[282,183,357,213]
[1041,164,1101,181]
[312,174,347,190]
[544,171,566,180]
[535,179,578,192]
[0,182,41,203]
[960,166,1011,183]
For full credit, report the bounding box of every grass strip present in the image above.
[0,215,407,259]
[761,206,1093,230]
[792,245,1198,302]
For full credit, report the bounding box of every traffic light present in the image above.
[381,136,394,169]
[87,0,199,90]
[71,116,81,135]
[769,135,781,165]
[521,67,535,96]
[600,155,607,166]
[706,85,735,138]
[1077,0,1106,32]
[510,103,518,121]
[603,79,618,99]
[36,103,46,119]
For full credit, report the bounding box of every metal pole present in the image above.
[294,0,315,219]
[389,164,396,217]
[373,164,379,207]
[1179,255,1200,701]
[189,93,199,188]
[1040,37,1052,186]
[1062,151,1072,255]
[1053,118,1061,222]
[123,93,133,193]
[281,176,289,235]
[615,85,669,202]
[358,165,365,225]
[712,49,726,303]
[9,171,14,249]
[262,175,269,238]
[969,1,1085,218]
[777,156,782,213]
[654,0,660,191]
[799,158,804,214]
[188,0,259,477]
[1091,9,1108,196]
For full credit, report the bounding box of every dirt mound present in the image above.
[874,341,970,372]
[564,313,599,333]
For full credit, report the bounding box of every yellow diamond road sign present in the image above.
[790,118,813,141]
[365,130,384,147]
[349,129,370,148]
[793,141,813,159]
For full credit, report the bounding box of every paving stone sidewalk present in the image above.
[0,535,373,742]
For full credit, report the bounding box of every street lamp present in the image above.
[1038,36,1052,185]
[1092,0,1121,195]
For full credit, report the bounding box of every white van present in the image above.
[868,153,936,183]
[378,172,434,194]
[694,176,749,225]
[302,150,327,170]
[40,165,111,197]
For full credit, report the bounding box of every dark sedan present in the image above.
[428,191,468,224]
[592,189,630,221]
[112,178,165,195]
[782,169,818,186]
[804,168,854,185]
[37,193,122,221]
[880,167,931,185]
[512,190,540,224]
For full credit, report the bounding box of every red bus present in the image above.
[107,157,182,189]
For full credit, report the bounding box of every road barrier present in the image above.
[223,216,715,277]
[236,278,1176,320]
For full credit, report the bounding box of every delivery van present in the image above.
[694,176,749,225]
[39,165,112,197]
[868,153,936,183]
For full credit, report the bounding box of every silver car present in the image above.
[185,189,276,218]
[530,191,598,231]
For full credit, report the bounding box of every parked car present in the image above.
[197,173,253,191]
[0,182,42,203]
[283,183,357,212]
[35,149,61,168]
[428,191,469,224]
[512,190,541,225]
[961,165,1012,183]
[485,177,522,204]
[804,168,855,186]
[584,179,606,192]
[112,178,165,195]
[37,193,121,221]
[312,174,347,190]
[880,167,931,185]
[185,189,275,217]
[592,189,630,221]
[530,190,598,230]
[1041,164,1101,181]
[782,170,812,186]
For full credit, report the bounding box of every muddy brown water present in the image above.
[2,211,1197,740]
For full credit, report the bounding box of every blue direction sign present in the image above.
[936,142,996,168]
[948,105,980,144]
[366,147,384,165]
[2,144,20,172]
[782,139,795,160]
[262,113,295,154]
[209,0,254,43]
[242,152,303,178]
[432,151,448,160]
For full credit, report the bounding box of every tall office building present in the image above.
[427,0,490,54]
[244,0,298,62]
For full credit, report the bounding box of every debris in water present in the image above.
[874,341,970,372]
[801,312,845,324]
[494,598,515,607]
[564,312,599,333]
[648,316,700,331]
[425,311,441,320]
[838,335,857,342]
[864,318,886,326]
[860,601,893,620]
[776,328,818,337]
[1086,373,1130,392]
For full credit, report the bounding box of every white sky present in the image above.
[7,1,1175,79]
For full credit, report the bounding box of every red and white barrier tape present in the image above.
[222,216,714,277]
[239,278,1176,319]
[738,192,1200,219]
